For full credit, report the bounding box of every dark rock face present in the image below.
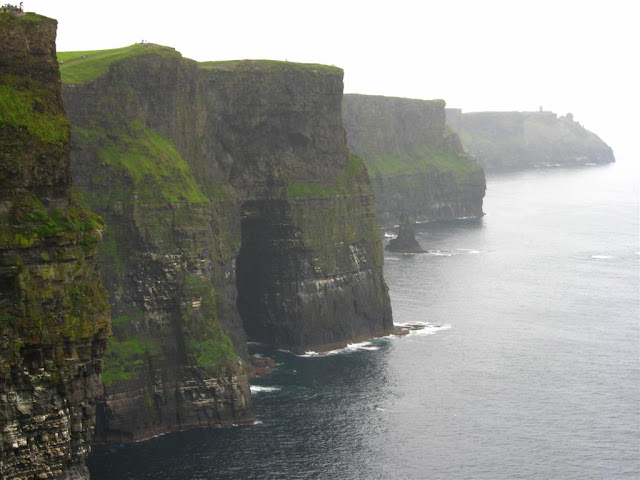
[343,94,486,227]
[0,14,110,479]
[386,222,424,253]
[445,109,615,170]
[61,54,392,440]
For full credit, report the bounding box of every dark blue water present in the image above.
[89,164,640,479]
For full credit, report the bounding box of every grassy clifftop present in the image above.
[59,44,341,85]
[58,43,181,84]
[199,59,342,74]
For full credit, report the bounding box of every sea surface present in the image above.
[89,163,639,479]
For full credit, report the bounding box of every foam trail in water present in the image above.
[591,255,614,259]
[250,385,281,394]
[456,248,482,254]
[428,250,454,257]
[299,340,381,357]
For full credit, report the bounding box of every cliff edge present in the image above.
[446,109,615,170]
[0,13,110,479]
[60,48,392,441]
[343,94,486,226]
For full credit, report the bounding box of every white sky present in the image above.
[25,0,638,163]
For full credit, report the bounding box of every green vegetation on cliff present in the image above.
[365,144,482,181]
[287,154,383,273]
[182,275,240,370]
[0,11,48,22]
[198,59,341,74]
[0,76,69,145]
[285,154,368,198]
[0,190,103,249]
[102,333,161,385]
[58,43,181,84]
[76,122,208,204]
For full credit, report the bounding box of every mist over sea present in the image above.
[89,163,640,479]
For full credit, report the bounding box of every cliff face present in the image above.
[446,109,615,170]
[0,13,110,479]
[60,51,392,441]
[343,94,485,226]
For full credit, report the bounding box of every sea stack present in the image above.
[386,221,425,253]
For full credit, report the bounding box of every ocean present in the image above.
[89,163,639,479]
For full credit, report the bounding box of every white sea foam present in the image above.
[384,232,397,238]
[250,385,281,394]
[409,324,452,336]
[591,255,614,259]
[394,321,452,337]
[456,248,482,254]
[299,340,381,357]
[428,250,453,257]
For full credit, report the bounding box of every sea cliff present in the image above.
[445,109,615,170]
[0,13,110,479]
[343,94,485,226]
[60,48,392,441]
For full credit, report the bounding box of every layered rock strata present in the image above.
[343,94,486,226]
[445,109,615,170]
[60,50,392,440]
[0,13,110,479]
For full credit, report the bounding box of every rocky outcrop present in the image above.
[445,109,615,170]
[60,50,392,440]
[0,13,110,479]
[343,94,486,227]
[386,221,424,253]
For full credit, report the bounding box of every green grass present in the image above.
[285,154,367,198]
[0,11,49,22]
[0,190,104,249]
[198,59,341,74]
[0,79,69,145]
[102,335,161,385]
[364,144,482,181]
[58,43,181,84]
[77,122,208,204]
[188,328,239,368]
